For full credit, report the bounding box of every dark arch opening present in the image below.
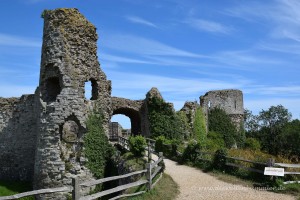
[112,108,141,137]
[85,78,98,100]
[44,77,61,102]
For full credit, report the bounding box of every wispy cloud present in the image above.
[99,53,154,64]
[244,85,300,97]
[0,33,41,47]
[107,70,244,97]
[125,16,158,28]
[102,34,201,58]
[227,0,300,42]
[184,18,232,34]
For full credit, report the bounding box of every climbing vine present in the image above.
[193,107,207,143]
[208,107,237,148]
[84,110,115,180]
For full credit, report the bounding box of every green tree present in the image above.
[258,105,292,154]
[244,109,260,134]
[147,97,182,139]
[278,119,300,158]
[193,108,207,143]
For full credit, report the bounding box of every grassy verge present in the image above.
[0,180,34,199]
[123,173,179,200]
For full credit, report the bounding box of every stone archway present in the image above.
[112,108,141,135]
[111,97,143,136]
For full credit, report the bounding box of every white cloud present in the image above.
[102,34,201,57]
[227,0,300,42]
[244,85,300,97]
[125,16,158,28]
[0,33,41,47]
[99,53,154,64]
[107,70,244,98]
[185,18,232,34]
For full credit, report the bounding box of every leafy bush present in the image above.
[129,135,147,157]
[244,138,261,151]
[208,107,237,148]
[212,148,228,171]
[206,131,225,152]
[155,136,179,159]
[84,111,115,180]
[181,140,203,163]
[193,108,207,143]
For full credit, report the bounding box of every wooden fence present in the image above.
[195,151,300,184]
[0,139,163,200]
[73,152,164,200]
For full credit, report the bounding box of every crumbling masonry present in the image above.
[0,8,244,198]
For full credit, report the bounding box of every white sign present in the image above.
[264,167,285,176]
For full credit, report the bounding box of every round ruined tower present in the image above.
[33,8,112,198]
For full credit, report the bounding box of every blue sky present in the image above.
[0,0,300,128]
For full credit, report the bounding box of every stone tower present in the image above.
[200,89,244,130]
[33,8,112,198]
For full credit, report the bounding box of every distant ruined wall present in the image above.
[180,101,200,131]
[0,95,37,181]
[200,89,244,130]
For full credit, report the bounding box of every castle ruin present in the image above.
[0,8,244,199]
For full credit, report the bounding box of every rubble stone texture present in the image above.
[200,89,244,130]
[0,8,244,199]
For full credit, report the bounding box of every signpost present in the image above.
[264,167,285,176]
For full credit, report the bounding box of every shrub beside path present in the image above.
[163,158,295,200]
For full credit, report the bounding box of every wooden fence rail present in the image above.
[0,186,72,200]
[75,152,164,200]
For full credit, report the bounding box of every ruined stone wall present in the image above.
[180,101,199,130]
[33,9,111,199]
[200,89,244,130]
[0,95,37,181]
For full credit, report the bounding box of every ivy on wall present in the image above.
[84,110,115,180]
[193,108,207,143]
[208,107,237,148]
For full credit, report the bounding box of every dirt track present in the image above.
[164,158,295,200]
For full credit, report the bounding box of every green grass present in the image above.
[0,180,34,199]
[123,173,179,200]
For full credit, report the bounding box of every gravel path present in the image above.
[164,158,295,200]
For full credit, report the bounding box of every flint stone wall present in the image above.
[200,89,244,129]
[0,95,37,181]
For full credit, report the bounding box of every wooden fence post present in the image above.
[145,163,152,191]
[159,152,163,160]
[72,177,80,200]
[147,141,152,163]
[267,158,275,167]
[267,158,275,181]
